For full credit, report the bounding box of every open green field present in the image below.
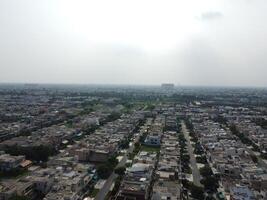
[140,145,160,153]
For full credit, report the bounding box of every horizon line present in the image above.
[0,82,266,89]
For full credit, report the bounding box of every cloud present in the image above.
[199,11,223,20]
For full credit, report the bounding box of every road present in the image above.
[181,121,202,187]
[95,133,139,200]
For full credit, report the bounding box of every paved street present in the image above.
[181,121,202,187]
[95,132,139,200]
[95,172,117,200]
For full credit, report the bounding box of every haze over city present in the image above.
[1,1,267,199]
[1,0,267,87]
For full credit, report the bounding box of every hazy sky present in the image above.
[0,0,267,87]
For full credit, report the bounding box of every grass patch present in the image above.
[140,145,160,153]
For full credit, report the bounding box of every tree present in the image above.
[0,168,27,178]
[114,166,126,176]
[213,115,227,125]
[181,179,190,189]
[96,155,119,179]
[10,195,28,200]
[106,112,121,122]
[229,124,253,146]
[252,143,260,152]
[97,164,112,179]
[84,124,99,135]
[251,155,258,163]
[190,184,204,200]
[133,142,141,154]
[200,165,213,177]
[194,143,204,155]
[120,139,130,149]
[196,156,207,164]
[111,176,123,195]
[107,156,119,168]
[181,154,190,164]
[201,176,219,192]
[4,145,55,162]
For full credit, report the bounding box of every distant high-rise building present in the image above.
[161,83,175,89]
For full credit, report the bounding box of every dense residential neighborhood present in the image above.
[0,84,266,200]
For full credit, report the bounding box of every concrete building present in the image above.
[0,153,25,171]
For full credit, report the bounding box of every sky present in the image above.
[0,0,267,87]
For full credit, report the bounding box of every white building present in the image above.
[144,135,161,146]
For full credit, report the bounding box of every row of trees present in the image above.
[109,119,147,198]
[105,112,121,123]
[129,142,141,160]
[182,179,205,200]
[199,165,219,192]
[179,133,191,174]
[4,145,55,162]
[109,166,127,197]
[230,124,253,145]
[229,124,260,152]
[0,168,27,178]
[196,155,208,164]
[96,156,119,179]
[184,118,219,199]
[119,118,146,150]
[181,118,205,199]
